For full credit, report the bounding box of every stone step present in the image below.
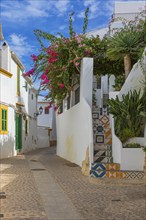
[90,170,144,179]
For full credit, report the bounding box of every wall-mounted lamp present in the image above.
[34,106,43,118]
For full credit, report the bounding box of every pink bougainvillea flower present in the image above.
[63,39,67,43]
[76,37,82,43]
[31,54,38,62]
[79,44,83,48]
[41,74,48,80]
[75,62,80,67]
[47,48,59,57]
[23,68,35,77]
[48,57,57,63]
[54,44,58,48]
[58,83,65,89]
[45,68,49,75]
[85,50,91,55]
[41,79,50,85]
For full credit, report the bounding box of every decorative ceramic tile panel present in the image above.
[90,170,106,178]
[94,150,105,157]
[106,139,112,145]
[91,163,106,171]
[94,156,113,163]
[106,171,126,178]
[103,108,107,114]
[92,113,99,119]
[96,125,104,133]
[104,122,110,129]
[105,129,112,139]
[99,108,103,116]
[96,135,104,143]
[93,119,99,125]
[99,115,109,124]
[106,163,120,171]
[92,106,98,111]
[93,125,97,132]
[126,171,144,179]
[105,151,112,157]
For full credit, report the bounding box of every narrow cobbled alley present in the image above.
[0,147,145,220]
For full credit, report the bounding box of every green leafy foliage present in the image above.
[107,12,146,78]
[113,75,125,91]
[108,89,146,142]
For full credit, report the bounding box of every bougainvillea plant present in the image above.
[23,8,99,110]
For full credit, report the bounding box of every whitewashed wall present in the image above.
[21,74,38,152]
[118,61,145,99]
[57,99,93,166]
[37,126,50,148]
[109,1,145,35]
[37,100,57,143]
[0,41,38,158]
[56,58,93,167]
[37,102,54,128]
[0,52,16,158]
[109,50,146,170]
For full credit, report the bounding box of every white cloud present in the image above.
[1,0,71,21]
[55,0,70,14]
[78,0,100,19]
[78,0,130,20]
[59,25,67,30]
[9,33,34,59]
[1,0,50,21]
[104,0,115,16]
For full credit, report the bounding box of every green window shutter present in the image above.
[1,109,7,131]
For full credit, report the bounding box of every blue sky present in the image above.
[0,0,145,91]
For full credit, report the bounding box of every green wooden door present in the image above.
[15,113,22,151]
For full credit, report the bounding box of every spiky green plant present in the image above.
[108,89,146,142]
[107,30,144,79]
[107,14,146,79]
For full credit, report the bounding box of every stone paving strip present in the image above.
[1,147,146,220]
[27,147,146,220]
[28,160,84,220]
[0,156,48,220]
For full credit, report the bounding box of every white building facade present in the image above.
[37,97,56,147]
[0,34,38,158]
[109,1,146,34]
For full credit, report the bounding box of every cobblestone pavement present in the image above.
[1,147,146,220]
[0,155,48,220]
[26,147,146,220]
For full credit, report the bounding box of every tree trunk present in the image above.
[124,54,132,79]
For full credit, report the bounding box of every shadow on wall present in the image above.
[0,135,15,159]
